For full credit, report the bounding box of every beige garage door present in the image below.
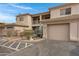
[47,24,69,41]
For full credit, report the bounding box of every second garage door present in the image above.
[47,24,69,41]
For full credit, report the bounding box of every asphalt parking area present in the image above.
[8,40,79,56]
[0,38,32,56]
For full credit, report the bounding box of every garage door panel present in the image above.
[47,24,69,40]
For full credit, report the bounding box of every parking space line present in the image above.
[0,40,8,45]
[0,39,33,51]
[3,41,10,46]
[0,45,19,51]
[25,43,28,48]
[8,41,17,48]
[16,41,21,50]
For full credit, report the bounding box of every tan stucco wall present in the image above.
[77,22,79,40]
[43,24,47,39]
[70,22,79,41]
[50,4,79,19]
[70,22,78,41]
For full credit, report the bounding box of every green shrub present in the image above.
[21,29,33,40]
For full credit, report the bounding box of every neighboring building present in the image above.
[0,23,5,36]
[0,23,28,36]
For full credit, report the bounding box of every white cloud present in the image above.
[9,4,32,10]
[6,9,18,14]
[8,4,39,12]
[0,15,14,19]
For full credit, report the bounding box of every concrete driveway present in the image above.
[8,40,79,56]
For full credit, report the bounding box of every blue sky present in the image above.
[0,3,62,23]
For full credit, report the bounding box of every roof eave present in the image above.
[40,14,79,23]
[49,3,77,11]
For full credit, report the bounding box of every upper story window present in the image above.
[60,8,71,15]
[19,16,24,21]
[65,8,71,15]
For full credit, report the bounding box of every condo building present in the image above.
[41,3,79,41]
[0,3,79,41]
[14,12,50,38]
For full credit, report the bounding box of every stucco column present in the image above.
[40,15,42,21]
[77,22,79,40]
[43,24,47,39]
[70,22,78,41]
[27,15,32,30]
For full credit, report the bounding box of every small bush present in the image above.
[21,29,33,40]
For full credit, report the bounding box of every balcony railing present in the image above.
[32,21,40,24]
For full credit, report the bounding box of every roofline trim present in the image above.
[49,3,77,10]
